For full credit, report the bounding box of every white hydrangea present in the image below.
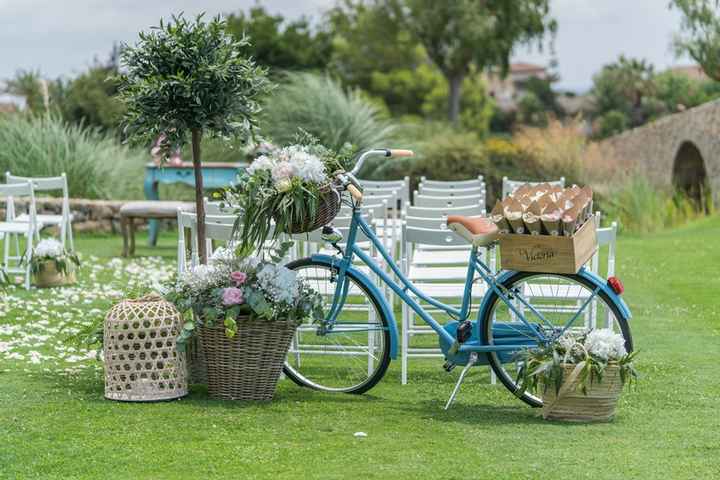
[256,263,299,304]
[292,151,327,183]
[583,328,627,360]
[246,155,276,175]
[34,239,65,258]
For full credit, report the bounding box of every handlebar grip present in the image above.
[389,149,414,157]
[347,184,363,203]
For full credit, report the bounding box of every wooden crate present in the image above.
[499,219,597,274]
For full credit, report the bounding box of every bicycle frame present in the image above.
[320,203,607,356]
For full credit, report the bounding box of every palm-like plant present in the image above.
[262,72,395,154]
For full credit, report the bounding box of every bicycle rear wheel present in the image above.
[481,271,633,407]
[283,258,391,394]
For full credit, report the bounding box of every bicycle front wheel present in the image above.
[283,258,392,394]
[481,271,633,408]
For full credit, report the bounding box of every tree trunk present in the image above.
[191,129,207,264]
[448,73,464,125]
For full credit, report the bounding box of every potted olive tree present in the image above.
[117,13,270,264]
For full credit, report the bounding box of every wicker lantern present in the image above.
[104,294,188,401]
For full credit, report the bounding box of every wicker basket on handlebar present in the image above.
[275,183,341,234]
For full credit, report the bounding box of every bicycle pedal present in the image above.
[443,361,456,372]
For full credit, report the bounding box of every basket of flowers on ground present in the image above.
[226,133,351,250]
[165,245,324,401]
[516,329,638,422]
[29,239,80,288]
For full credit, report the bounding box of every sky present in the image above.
[0,0,690,94]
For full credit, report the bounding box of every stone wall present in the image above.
[1,198,156,233]
[597,99,720,205]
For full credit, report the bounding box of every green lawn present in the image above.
[1,218,720,479]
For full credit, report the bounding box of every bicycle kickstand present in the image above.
[444,352,478,410]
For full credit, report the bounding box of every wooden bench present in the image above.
[120,201,194,257]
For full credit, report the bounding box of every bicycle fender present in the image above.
[477,268,632,328]
[310,254,399,359]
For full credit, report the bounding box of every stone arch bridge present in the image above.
[598,99,720,206]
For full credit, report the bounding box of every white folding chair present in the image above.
[419,176,484,189]
[501,176,565,198]
[400,224,492,385]
[418,185,486,198]
[413,193,486,211]
[1,182,39,289]
[203,197,235,215]
[590,215,618,329]
[360,177,410,209]
[6,173,74,251]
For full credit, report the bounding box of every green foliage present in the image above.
[421,70,495,136]
[327,1,422,95]
[517,76,564,117]
[516,91,547,127]
[599,173,706,233]
[56,64,125,133]
[117,13,271,153]
[369,63,441,117]
[2,70,48,113]
[595,110,629,139]
[165,247,324,346]
[515,330,638,397]
[362,131,532,202]
[0,114,146,199]
[393,0,555,122]
[225,6,332,73]
[590,55,657,128]
[653,70,716,111]
[225,135,348,251]
[28,251,80,277]
[672,0,720,81]
[261,72,396,153]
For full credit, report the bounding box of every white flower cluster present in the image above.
[583,328,627,360]
[246,144,328,189]
[180,264,228,291]
[256,263,299,305]
[34,238,65,258]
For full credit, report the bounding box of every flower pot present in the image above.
[542,363,623,422]
[34,261,77,288]
[198,316,297,401]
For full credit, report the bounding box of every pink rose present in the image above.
[230,271,248,285]
[222,287,244,306]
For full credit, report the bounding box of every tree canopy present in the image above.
[672,0,720,81]
[117,14,271,263]
[390,0,555,123]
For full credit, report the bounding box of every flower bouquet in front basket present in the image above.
[164,245,324,400]
[28,238,80,288]
[224,132,352,251]
[516,329,638,422]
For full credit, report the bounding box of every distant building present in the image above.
[485,62,548,111]
[666,65,709,81]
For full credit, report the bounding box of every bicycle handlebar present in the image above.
[349,148,414,176]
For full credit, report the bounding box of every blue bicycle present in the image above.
[284,149,633,407]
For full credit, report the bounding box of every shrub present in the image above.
[513,117,596,185]
[594,110,629,139]
[0,114,146,199]
[261,72,396,154]
[597,172,705,233]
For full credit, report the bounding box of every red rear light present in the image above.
[608,276,624,295]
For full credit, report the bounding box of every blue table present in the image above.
[143,162,246,246]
